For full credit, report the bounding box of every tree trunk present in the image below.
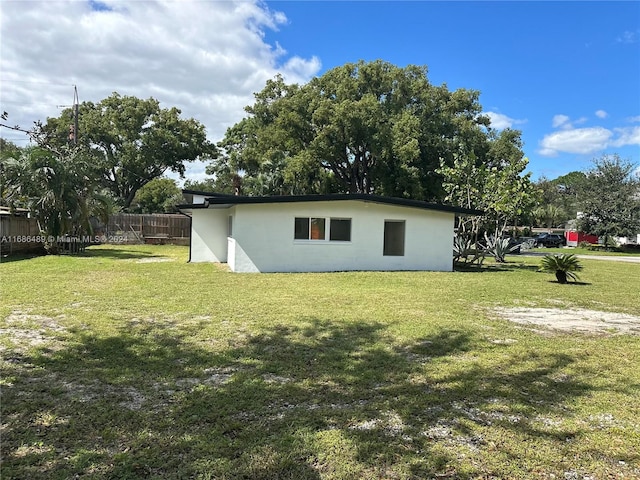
[555,270,567,284]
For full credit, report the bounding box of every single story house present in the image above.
[178,193,482,273]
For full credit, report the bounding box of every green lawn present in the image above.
[530,246,640,256]
[1,245,639,479]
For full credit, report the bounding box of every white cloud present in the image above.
[552,114,571,128]
[538,127,613,156]
[0,0,322,180]
[616,30,638,44]
[628,116,640,123]
[538,125,640,157]
[611,126,640,148]
[485,111,527,130]
[595,110,608,119]
[551,114,588,130]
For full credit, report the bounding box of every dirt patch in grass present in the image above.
[493,307,640,335]
[1,311,66,352]
[135,257,174,263]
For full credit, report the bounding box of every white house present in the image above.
[179,193,481,273]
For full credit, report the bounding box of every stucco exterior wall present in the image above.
[225,200,454,273]
[190,208,229,262]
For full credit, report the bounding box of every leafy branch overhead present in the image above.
[41,93,217,208]
[210,60,526,205]
[1,94,216,252]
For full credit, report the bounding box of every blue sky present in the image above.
[2,1,638,182]
[264,1,640,179]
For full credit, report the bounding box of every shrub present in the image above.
[482,235,520,263]
[539,254,583,284]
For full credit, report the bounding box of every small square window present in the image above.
[330,219,351,241]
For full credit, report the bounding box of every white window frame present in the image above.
[294,217,352,243]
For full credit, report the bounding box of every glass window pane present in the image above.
[330,218,351,241]
[383,221,405,256]
[294,217,310,239]
[310,218,325,240]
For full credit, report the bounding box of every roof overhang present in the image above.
[177,193,483,216]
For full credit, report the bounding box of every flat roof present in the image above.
[178,193,483,216]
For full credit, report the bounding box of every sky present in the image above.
[1,0,639,184]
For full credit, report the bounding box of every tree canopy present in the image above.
[131,177,182,214]
[576,154,640,239]
[532,171,587,228]
[2,144,99,251]
[44,93,216,208]
[210,60,517,202]
[437,129,536,240]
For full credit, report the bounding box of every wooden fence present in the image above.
[97,213,190,245]
[1,213,191,257]
[0,214,43,256]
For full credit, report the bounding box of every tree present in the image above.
[531,171,587,228]
[438,129,535,242]
[183,178,217,193]
[3,145,97,252]
[211,60,497,200]
[131,177,182,213]
[1,139,23,207]
[576,154,640,240]
[43,93,216,209]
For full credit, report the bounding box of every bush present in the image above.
[539,254,583,284]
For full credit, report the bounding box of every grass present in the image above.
[531,246,640,256]
[1,245,639,479]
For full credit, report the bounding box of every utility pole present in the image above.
[62,86,79,144]
[73,85,79,145]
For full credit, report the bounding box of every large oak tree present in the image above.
[211,60,506,201]
[44,93,216,209]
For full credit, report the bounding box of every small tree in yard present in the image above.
[539,254,583,284]
[577,154,640,243]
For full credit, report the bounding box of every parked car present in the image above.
[534,233,566,248]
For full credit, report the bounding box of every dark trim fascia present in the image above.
[181,190,236,197]
[197,194,483,216]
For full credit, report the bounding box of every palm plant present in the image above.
[6,146,97,253]
[539,254,583,284]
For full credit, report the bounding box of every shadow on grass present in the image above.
[455,262,540,273]
[78,247,161,260]
[1,318,594,479]
[0,252,46,264]
[0,246,161,263]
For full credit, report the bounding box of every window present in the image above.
[310,218,326,240]
[383,220,405,256]
[329,218,351,241]
[294,217,351,241]
[294,217,310,240]
[227,215,233,238]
